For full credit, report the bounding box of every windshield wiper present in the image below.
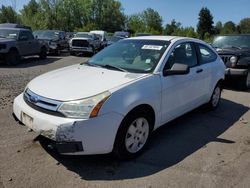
[81,61,102,67]
[81,62,127,72]
[101,64,127,72]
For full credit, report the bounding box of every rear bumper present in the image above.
[225,68,248,76]
[13,93,124,155]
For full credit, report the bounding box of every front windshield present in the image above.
[33,31,59,40]
[0,29,19,39]
[75,33,92,38]
[212,35,250,49]
[88,39,170,73]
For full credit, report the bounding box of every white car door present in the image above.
[195,43,218,101]
[160,42,206,124]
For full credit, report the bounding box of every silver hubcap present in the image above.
[246,71,250,88]
[212,86,221,107]
[125,117,149,153]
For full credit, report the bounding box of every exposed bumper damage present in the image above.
[13,93,123,155]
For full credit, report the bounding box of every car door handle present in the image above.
[196,69,203,73]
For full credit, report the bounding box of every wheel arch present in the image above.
[8,47,19,54]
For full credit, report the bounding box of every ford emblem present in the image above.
[30,95,39,103]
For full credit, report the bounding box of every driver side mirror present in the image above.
[163,63,190,76]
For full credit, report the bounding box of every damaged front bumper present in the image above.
[13,93,124,155]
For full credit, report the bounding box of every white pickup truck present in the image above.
[69,32,101,55]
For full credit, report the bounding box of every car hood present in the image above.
[0,38,16,43]
[27,64,147,101]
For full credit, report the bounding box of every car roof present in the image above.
[34,30,63,33]
[0,27,29,32]
[125,35,209,46]
[76,32,90,34]
[127,35,185,41]
[214,34,250,37]
[0,23,31,30]
[90,30,105,33]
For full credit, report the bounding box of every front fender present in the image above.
[99,74,162,127]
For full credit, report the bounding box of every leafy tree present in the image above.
[127,8,162,34]
[215,21,222,34]
[197,7,214,39]
[20,0,43,30]
[87,0,125,32]
[0,5,19,23]
[127,13,145,34]
[142,8,163,34]
[221,21,237,34]
[164,19,181,35]
[239,18,250,33]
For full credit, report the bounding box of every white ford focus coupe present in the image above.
[13,36,225,159]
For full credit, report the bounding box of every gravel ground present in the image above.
[0,55,250,188]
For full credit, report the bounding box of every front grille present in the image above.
[72,40,89,47]
[23,89,64,117]
[220,55,232,64]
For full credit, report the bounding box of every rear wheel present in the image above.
[206,83,222,110]
[114,110,153,160]
[5,49,20,66]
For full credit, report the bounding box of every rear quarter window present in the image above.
[198,44,217,64]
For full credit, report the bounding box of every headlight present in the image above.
[230,56,237,64]
[58,91,111,119]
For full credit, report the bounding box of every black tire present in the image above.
[5,49,20,66]
[206,83,222,110]
[113,109,153,160]
[39,46,47,59]
[238,70,250,90]
[91,46,95,56]
[55,49,61,56]
[70,51,75,56]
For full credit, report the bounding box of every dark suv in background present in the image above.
[212,35,250,90]
[0,26,47,65]
[33,30,69,55]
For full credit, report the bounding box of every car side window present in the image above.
[19,31,34,41]
[25,31,34,40]
[165,42,197,70]
[198,44,217,64]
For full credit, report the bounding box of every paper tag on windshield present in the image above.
[142,45,163,50]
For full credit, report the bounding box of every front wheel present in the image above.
[239,70,250,90]
[39,46,47,59]
[5,49,20,66]
[206,83,222,110]
[114,110,153,160]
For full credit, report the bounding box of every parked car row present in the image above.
[0,23,131,65]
